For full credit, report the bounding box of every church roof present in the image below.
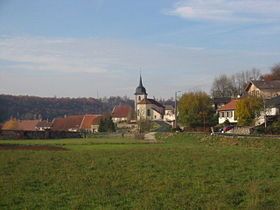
[135,75,147,95]
[138,98,165,108]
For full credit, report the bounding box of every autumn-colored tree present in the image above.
[178,91,214,128]
[236,96,263,126]
[261,63,280,81]
[2,118,19,130]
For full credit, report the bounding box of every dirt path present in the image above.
[144,132,157,143]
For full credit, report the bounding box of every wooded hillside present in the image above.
[0,95,134,123]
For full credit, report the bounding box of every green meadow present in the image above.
[1,134,280,209]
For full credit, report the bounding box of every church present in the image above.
[134,75,165,121]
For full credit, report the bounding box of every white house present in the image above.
[218,99,239,124]
[255,96,280,126]
[163,105,175,122]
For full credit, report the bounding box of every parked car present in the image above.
[222,125,234,133]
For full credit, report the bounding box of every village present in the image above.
[1,69,280,139]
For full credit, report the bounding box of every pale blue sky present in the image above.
[0,0,280,98]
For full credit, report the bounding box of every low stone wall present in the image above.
[0,130,82,139]
[228,127,253,135]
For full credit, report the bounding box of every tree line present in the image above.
[0,95,134,123]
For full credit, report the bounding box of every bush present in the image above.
[98,118,116,132]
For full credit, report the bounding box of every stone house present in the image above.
[245,80,280,99]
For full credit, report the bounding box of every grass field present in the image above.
[1,134,280,209]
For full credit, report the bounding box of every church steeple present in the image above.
[139,74,143,87]
[135,74,147,95]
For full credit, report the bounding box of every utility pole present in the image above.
[174,91,181,129]
[263,97,267,129]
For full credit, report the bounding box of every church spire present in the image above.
[139,74,143,88]
[135,73,147,95]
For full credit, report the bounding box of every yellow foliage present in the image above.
[2,119,19,130]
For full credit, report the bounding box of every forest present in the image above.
[0,95,134,123]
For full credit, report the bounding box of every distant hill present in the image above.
[0,95,134,123]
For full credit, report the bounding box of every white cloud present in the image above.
[166,0,280,22]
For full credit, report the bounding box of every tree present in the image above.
[98,117,116,132]
[211,69,261,97]
[236,96,263,126]
[234,68,261,95]
[178,91,214,128]
[211,74,237,98]
[261,63,280,81]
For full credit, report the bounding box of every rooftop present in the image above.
[112,105,132,118]
[218,99,239,111]
[138,98,165,108]
[246,80,280,91]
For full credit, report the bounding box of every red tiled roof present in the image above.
[36,120,52,128]
[80,115,102,129]
[218,99,239,111]
[111,105,132,118]
[52,115,84,131]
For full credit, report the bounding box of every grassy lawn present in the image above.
[1,134,280,209]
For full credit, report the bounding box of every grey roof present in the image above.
[138,98,165,108]
[246,80,280,91]
[164,105,174,110]
[135,75,147,95]
[266,96,280,108]
[212,97,231,104]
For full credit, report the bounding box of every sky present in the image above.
[0,0,280,99]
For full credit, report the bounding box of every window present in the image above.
[138,96,141,101]
[147,109,151,116]
[137,109,140,116]
[221,112,224,118]
[227,111,232,118]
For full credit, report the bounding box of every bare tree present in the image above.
[211,74,237,98]
[234,68,261,95]
[211,68,261,98]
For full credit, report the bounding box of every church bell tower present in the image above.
[134,75,147,115]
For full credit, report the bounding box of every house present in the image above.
[80,114,103,132]
[35,120,52,131]
[111,105,133,123]
[245,80,280,99]
[2,119,40,131]
[218,99,239,124]
[134,75,165,121]
[51,114,102,133]
[255,96,280,126]
[163,105,175,122]
[52,115,84,132]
